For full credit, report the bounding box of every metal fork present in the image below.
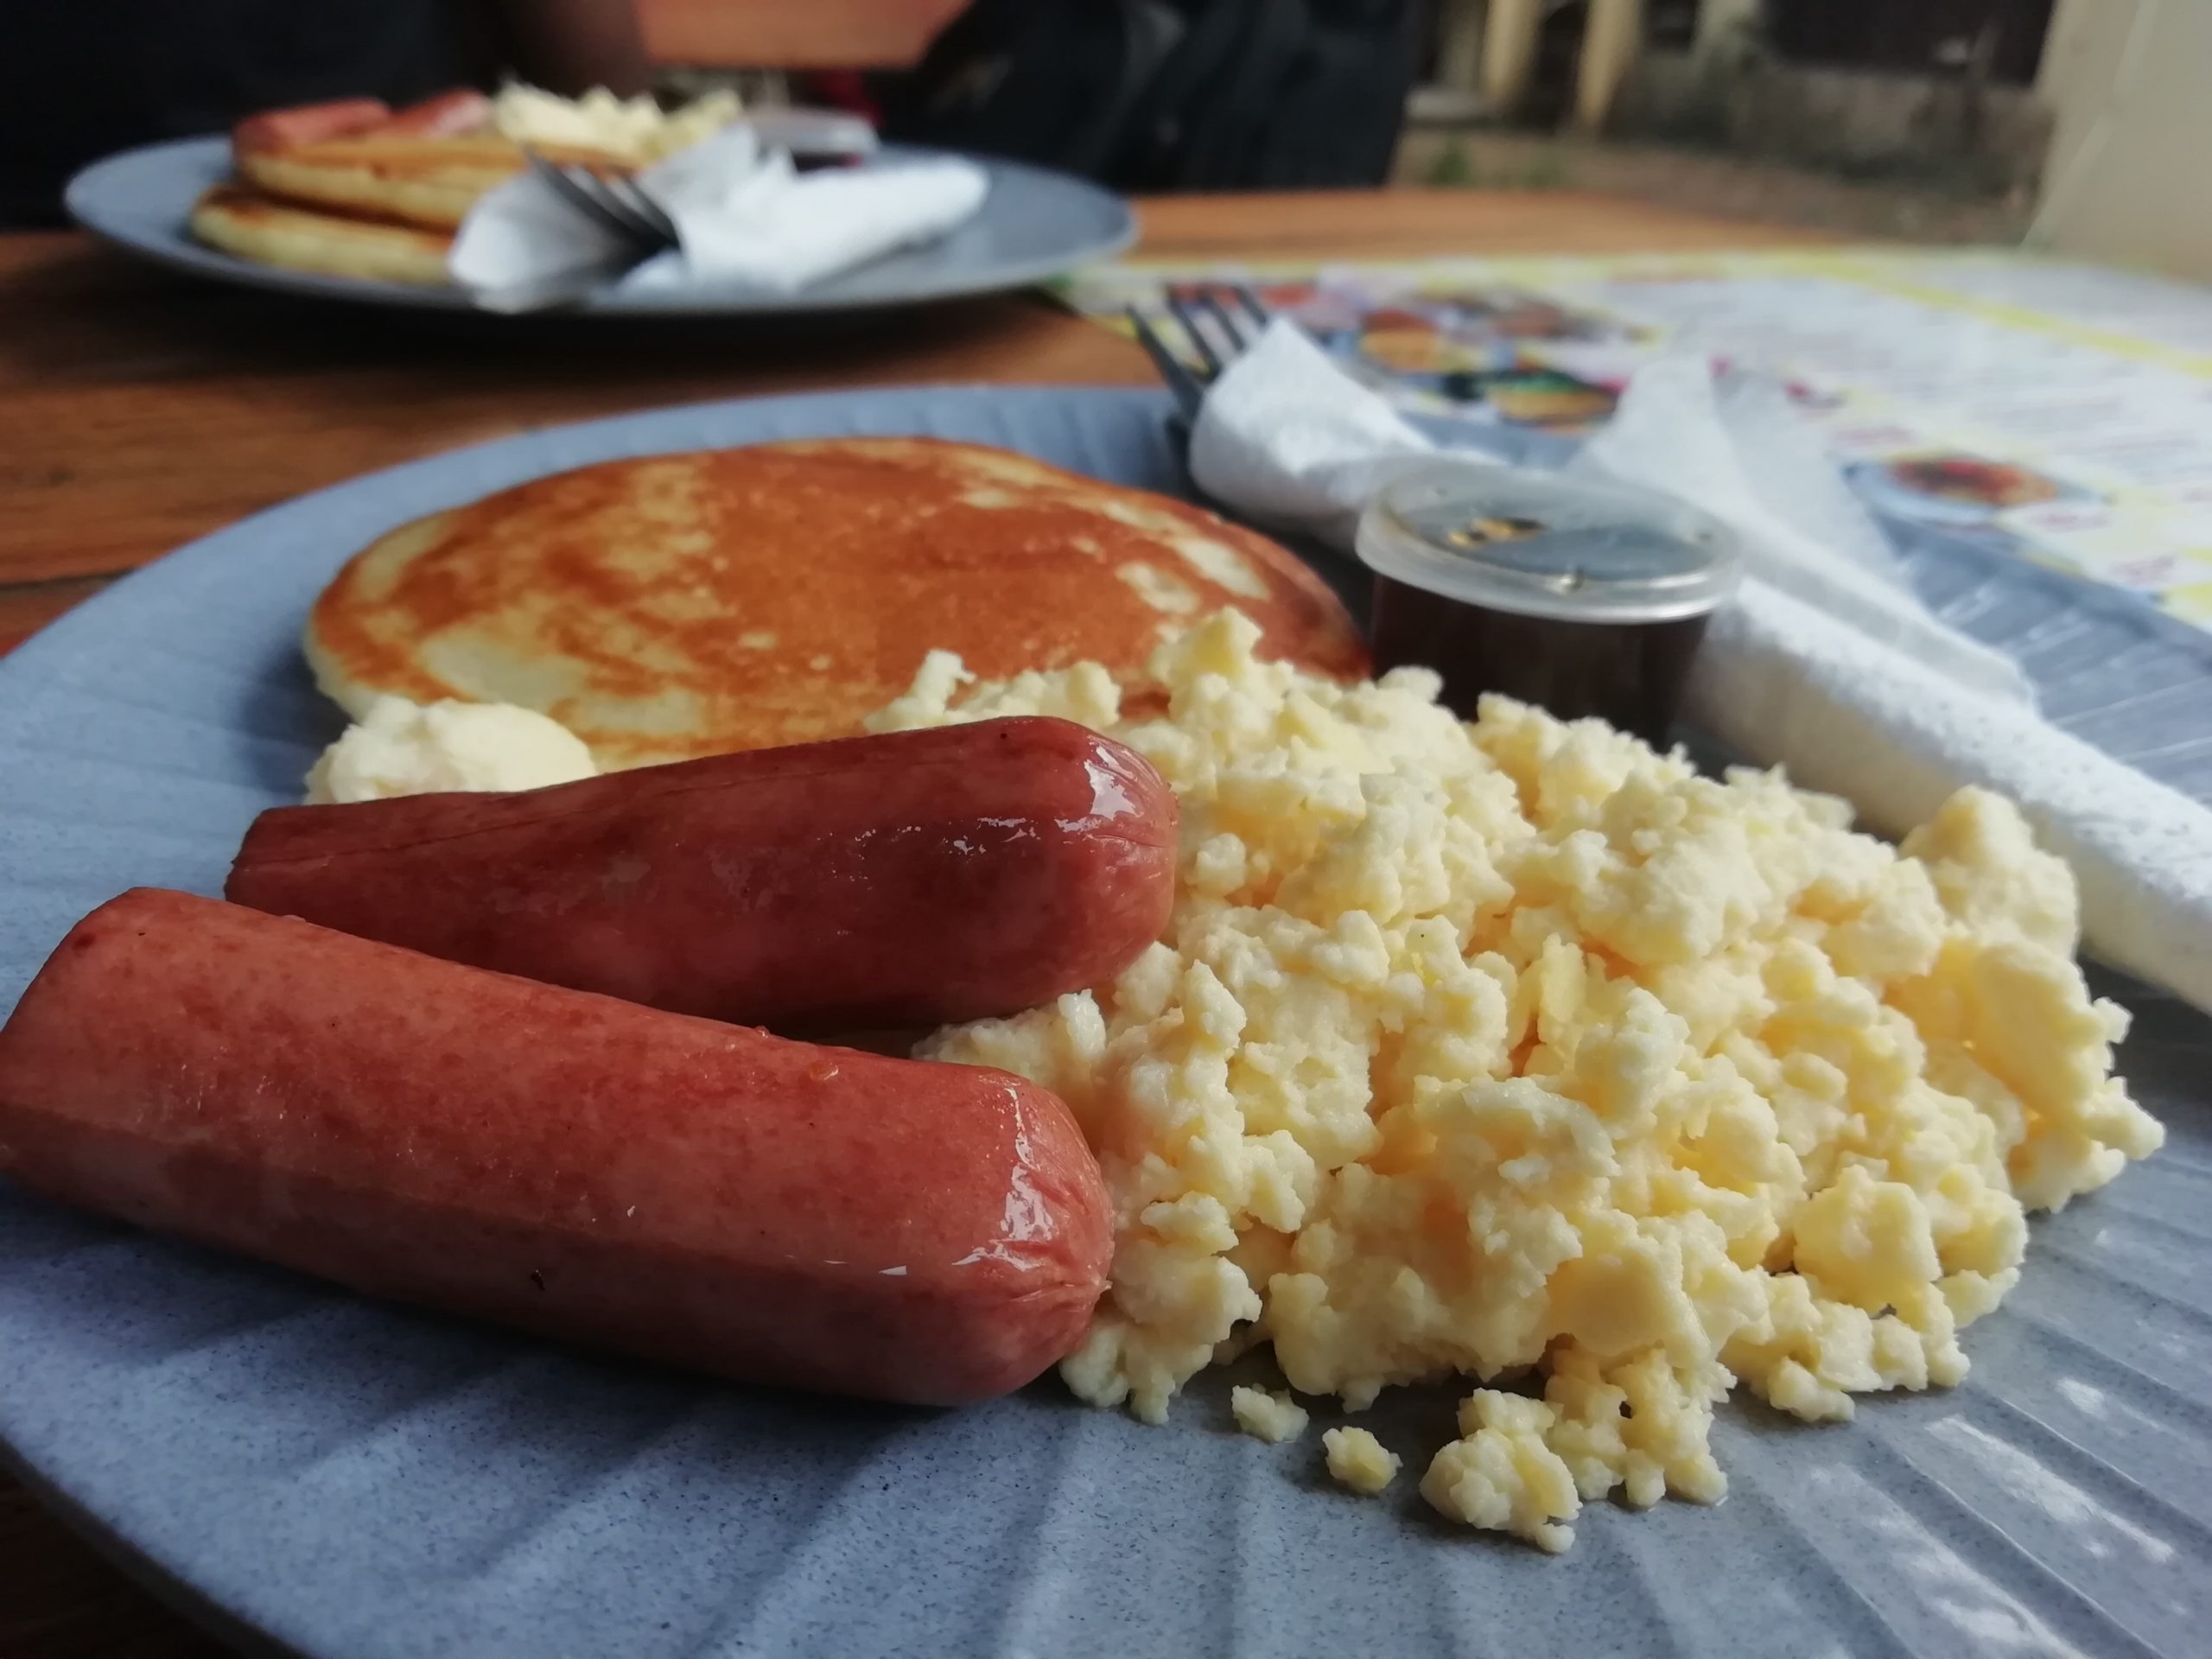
[521,147,679,248]
[1128,283,1273,419]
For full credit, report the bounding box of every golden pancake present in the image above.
[306,438,1370,768]
[189,186,454,285]
[238,132,621,232]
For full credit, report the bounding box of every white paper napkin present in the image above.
[1189,321,2212,1012]
[450,125,988,302]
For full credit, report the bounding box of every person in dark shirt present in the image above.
[1,0,652,226]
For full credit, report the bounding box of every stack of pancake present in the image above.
[307,437,1370,766]
[189,90,645,285]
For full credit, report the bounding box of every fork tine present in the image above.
[604,174,678,244]
[569,168,664,242]
[1127,306,1207,421]
[1198,288,1255,353]
[1164,289,1225,379]
[1231,282,1272,328]
[523,147,648,242]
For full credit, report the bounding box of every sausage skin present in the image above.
[374,89,494,137]
[227,716,1178,1030]
[0,889,1113,1405]
[232,99,391,155]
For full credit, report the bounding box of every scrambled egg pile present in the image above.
[491,85,741,164]
[873,609,2164,1552]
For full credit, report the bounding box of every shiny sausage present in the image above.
[228,716,1178,1030]
[232,99,391,155]
[374,88,493,137]
[0,889,1112,1405]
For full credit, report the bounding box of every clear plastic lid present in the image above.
[1355,460,1744,625]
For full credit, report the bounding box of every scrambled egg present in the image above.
[1230,1386,1309,1444]
[306,696,596,804]
[1323,1427,1400,1494]
[876,609,2164,1552]
[492,84,741,164]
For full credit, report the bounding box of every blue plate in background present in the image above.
[65,138,1135,316]
[1,387,2209,1659]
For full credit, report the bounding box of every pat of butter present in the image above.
[306,696,597,804]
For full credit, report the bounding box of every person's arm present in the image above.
[475,0,652,96]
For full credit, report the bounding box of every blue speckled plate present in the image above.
[65,137,1135,315]
[3,388,2209,1659]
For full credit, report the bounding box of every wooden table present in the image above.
[0,188,1828,1656]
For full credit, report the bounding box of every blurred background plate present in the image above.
[1,387,2208,1659]
[64,138,1135,316]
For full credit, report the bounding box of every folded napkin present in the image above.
[1191,321,2212,1013]
[450,125,988,302]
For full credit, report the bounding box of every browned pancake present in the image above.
[238,132,621,232]
[305,437,1370,768]
[188,186,454,285]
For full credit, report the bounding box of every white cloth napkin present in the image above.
[450,126,988,302]
[1190,321,2212,1013]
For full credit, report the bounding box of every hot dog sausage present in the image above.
[0,889,1111,1405]
[227,716,1178,1030]
[232,99,391,155]
[374,89,493,137]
